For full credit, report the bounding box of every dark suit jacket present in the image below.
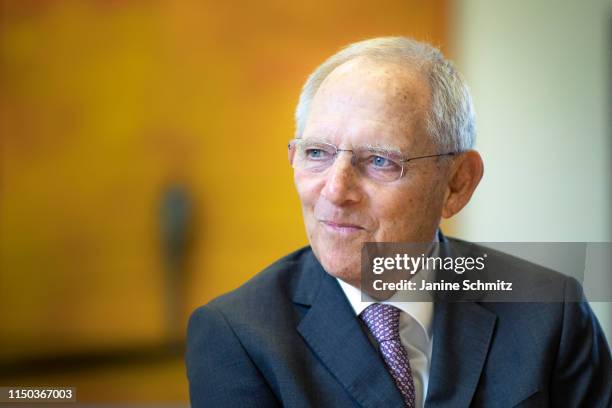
[186,239,612,407]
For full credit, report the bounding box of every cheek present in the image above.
[373,177,445,240]
[373,195,417,239]
[294,172,321,215]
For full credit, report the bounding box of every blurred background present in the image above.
[0,0,610,405]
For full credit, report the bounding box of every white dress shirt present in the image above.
[337,278,433,408]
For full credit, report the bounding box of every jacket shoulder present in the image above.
[196,246,318,327]
[446,237,576,294]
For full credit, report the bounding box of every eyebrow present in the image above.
[361,143,405,157]
[300,136,332,144]
[300,137,407,158]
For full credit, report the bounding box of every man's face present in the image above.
[294,57,452,287]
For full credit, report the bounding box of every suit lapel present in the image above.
[425,301,497,407]
[291,242,497,408]
[294,252,405,408]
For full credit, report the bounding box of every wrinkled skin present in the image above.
[294,57,456,288]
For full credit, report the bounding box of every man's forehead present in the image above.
[311,57,431,118]
[305,57,432,150]
[319,57,428,97]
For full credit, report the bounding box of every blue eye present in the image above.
[307,149,323,158]
[305,148,332,160]
[371,155,392,167]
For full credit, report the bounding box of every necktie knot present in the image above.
[360,303,401,343]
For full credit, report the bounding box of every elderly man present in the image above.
[186,37,611,407]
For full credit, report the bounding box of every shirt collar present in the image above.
[334,231,439,341]
[337,277,433,341]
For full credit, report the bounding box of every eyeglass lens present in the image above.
[290,140,404,182]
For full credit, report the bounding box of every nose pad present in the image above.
[349,152,358,168]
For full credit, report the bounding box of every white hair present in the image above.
[294,36,476,152]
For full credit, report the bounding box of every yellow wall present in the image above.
[0,0,449,402]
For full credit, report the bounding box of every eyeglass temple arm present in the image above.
[400,152,458,163]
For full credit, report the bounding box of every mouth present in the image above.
[320,220,365,234]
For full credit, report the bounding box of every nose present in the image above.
[320,152,363,205]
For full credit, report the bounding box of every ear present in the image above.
[441,150,484,219]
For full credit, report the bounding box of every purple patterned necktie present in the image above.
[360,303,416,408]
